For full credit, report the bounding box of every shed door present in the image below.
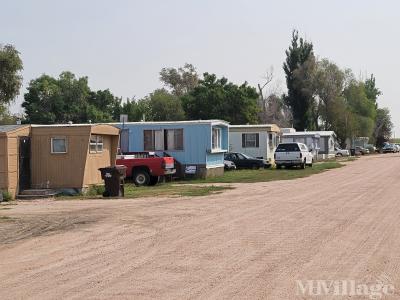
[19,137,31,191]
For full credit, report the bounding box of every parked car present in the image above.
[382,144,396,153]
[116,152,176,186]
[355,146,369,155]
[224,160,236,170]
[274,142,314,169]
[224,152,270,169]
[365,144,377,153]
[335,147,350,157]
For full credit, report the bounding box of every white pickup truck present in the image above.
[274,142,314,169]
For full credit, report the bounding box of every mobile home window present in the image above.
[164,129,183,151]
[212,128,221,150]
[242,133,259,148]
[143,130,164,151]
[90,135,103,153]
[51,137,67,154]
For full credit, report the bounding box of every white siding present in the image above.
[229,131,269,159]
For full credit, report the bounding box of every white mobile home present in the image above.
[281,130,336,159]
[229,124,280,162]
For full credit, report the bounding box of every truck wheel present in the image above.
[308,159,313,167]
[301,160,306,169]
[149,176,159,186]
[133,170,150,186]
[276,164,282,169]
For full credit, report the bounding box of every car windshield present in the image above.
[236,153,252,159]
[276,143,300,152]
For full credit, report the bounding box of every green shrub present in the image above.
[1,190,13,202]
[86,185,105,196]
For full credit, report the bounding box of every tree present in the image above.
[259,94,292,127]
[344,81,377,138]
[0,44,23,106]
[314,59,346,131]
[182,73,259,124]
[120,98,151,122]
[364,74,381,105]
[146,89,185,121]
[283,30,317,130]
[160,63,199,96]
[86,89,121,122]
[373,108,393,147]
[23,71,121,124]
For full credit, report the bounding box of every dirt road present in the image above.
[1,155,400,299]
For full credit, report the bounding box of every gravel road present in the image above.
[1,154,399,299]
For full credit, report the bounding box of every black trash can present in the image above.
[350,148,356,156]
[99,165,127,197]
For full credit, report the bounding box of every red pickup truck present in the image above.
[116,152,176,186]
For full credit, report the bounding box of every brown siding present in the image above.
[83,135,117,186]
[0,136,8,190]
[31,127,90,189]
[1,127,31,197]
[6,136,19,197]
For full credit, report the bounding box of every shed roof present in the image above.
[229,124,280,132]
[109,119,230,127]
[282,131,336,137]
[0,125,30,135]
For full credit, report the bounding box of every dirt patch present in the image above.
[0,209,105,244]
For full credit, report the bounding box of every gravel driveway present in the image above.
[1,154,399,299]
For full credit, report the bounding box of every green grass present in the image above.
[0,215,13,221]
[183,161,343,184]
[57,183,234,200]
[124,184,233,198]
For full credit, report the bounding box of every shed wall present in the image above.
[83,135,118,186]
[0,137,8,190]
[31,127,90,189]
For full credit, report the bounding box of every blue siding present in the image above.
[116,122,228,167]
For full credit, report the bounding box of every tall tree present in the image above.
[373,108,393,147]
[313,59,346,133]
[160,63,199,96]
[364,74,381,106]
[283,30,316,130]
[0,44,23,111]
[182,73,259,124]
[344,81,377,138]
[147,89,185,121]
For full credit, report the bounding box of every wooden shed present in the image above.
[0,125,31,198]
[30,124,120,192]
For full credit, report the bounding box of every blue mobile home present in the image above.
[115,120,229,178]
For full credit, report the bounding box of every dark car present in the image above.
[224,152,270,169]
[382,144,396,153]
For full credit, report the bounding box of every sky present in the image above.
[1,0,399,136]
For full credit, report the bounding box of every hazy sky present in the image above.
[2,0,399,136]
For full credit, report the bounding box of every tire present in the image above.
[309,159,313,167]
[251,164,259,170]
[133,169,150,186]
[276,164,282,169]
[336,153,343,157]
[149,176,159,186]
[300,160,306,169]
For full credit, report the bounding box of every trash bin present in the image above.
[350,148,356,156]
[99,165,127,197]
